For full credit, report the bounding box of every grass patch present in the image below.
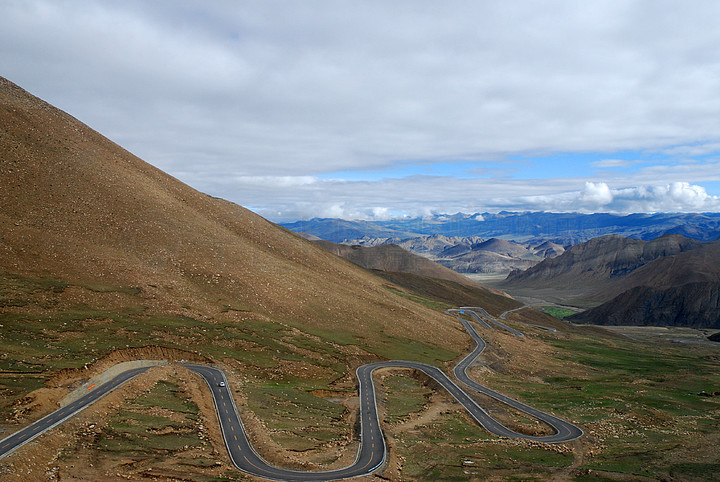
[479,330,720,480]
[541,306,576,319]
[99,379,202,455]
[244,382,347,452]
[378,372,432,423]
[394,410,570,479]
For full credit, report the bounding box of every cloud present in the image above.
[592,159,638,169]
[3,1,720,174]
[220,172,720,221]
[579,182,614,206]
[612,182,719,212]
[2,1,720,220]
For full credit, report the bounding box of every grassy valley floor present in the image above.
[1,272,719,480]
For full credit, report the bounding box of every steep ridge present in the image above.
[499,230,720,329]
[590,240,720,299]
[282,212,720,245]
[569,281,720,329]
[0,76,467,357]
[312,240,479,287]
[569,242,720,328]
[503,234,704,293]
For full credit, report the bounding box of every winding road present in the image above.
[0,308,582,480]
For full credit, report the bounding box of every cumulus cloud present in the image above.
[610,182,720,212]
[223,172,720,221]
[518,181,720,216]
[579,182,614,206]
[2,1,720,220]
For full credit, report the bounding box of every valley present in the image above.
[1,76,719,481]
[0,308,582,479]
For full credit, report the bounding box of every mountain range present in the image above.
[283,211,720,246]
[500,234,720,329]
[320,234,564,274]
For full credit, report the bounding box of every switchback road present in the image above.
[1,308,582,480]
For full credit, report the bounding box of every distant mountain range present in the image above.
[282,212,720,246]
[314,234,563,274]
[310,239,479,287]
[500,234,720,329]
[283,212,720,274]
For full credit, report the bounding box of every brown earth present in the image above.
[0,75,471,357]
[0,75,527,478]
[313,239,483,287]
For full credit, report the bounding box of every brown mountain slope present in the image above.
[589,240,720,301]
[568,281,720,329]
[503,234,704,295]
[0,76,468,360]
[313,239,480,287]
[568,242,720,328]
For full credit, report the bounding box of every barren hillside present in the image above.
[0,75,473,363]
[313,239,480,287]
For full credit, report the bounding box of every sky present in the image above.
[2,0,720,222]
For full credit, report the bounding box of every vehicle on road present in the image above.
[218,381,226,387]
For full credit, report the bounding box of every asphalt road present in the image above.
[460,306,526,337]
[450,313,583,442]
[0,366,150,460]
[183,363,387,481]
[1,307,582,480]
[184,310,581,480]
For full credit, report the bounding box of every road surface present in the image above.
[1,308,582,480]
[0,366,150,460]
[460,306,525,336]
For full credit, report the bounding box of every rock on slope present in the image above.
[0,76,467,353]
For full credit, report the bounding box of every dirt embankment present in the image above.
[48,346,212,389]
[4,347,212,434]
[0,364,230,481]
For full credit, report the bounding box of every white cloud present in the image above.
[3,1,720,175]
[662,142,720,157]
[2,1,720,220]
[579,182,614,206]
[234,176,319,188]
[592,159,637,168]
[228,173,720,221]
